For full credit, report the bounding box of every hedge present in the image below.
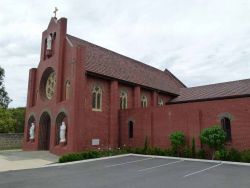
[59,149,127,163]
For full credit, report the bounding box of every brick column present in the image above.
[26,68,37,108]
[55,18,67,103]
[133,86,141,108]
[151,91,157,107]
[109,80,119,148]
[71,46,86,152]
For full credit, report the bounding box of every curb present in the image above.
[43,154,132,167]
[130,153,250,166]
[0,149,22,153]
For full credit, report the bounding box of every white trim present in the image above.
[92,108,102,112]
[183,163,223,178]
[66,36,73,47]
[105,157,152,167]
[138,160,184,172]
[141,95,148,108]
[43,154,132,168]
[130,154,250,166]
[120,90,128,109]
[92,86,102,111]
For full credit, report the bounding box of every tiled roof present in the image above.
[67,34,185,95]
[170,79,250,103]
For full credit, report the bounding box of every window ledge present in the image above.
[92,108,102,112]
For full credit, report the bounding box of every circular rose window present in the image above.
[45,72,56,100]
[39,67,56,101]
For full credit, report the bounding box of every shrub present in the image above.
[214,149,228,161]
[143,136,149,152]
[59,149,127,163]
[200,126,226,159]
[148,148,167,156]
[183,146,192,158]
[196,149,206,159]
[228,148,241,162]
[0,108,15,133]
[240,150,250,163]
[0,107,25,133]
[191,137,196,158]
[214,148,242,162]
[170,131,185,156]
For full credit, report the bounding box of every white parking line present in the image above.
[138,160,184,172]
[184,163,223,178]
[105,158,153,167]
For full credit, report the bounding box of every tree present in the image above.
[170,131,185,156]
[10,107,25,133]
[0,107,25,133]
[0,108,15,133]
[200,125,226,159]
[0,66,11,108]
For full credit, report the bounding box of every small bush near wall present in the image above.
[58,127,250,164]
[59,149,128,163]
[214,149,250,163]
[240,150,250,163]
[200,126,226,159]
[169,131,185,156]
[59,147,250,164]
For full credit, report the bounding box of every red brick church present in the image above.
[23,17,250,155]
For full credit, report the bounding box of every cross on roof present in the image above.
[53,7,58,18]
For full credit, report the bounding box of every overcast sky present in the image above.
[1,0,250,107]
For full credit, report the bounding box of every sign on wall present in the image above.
[92,139,100,146]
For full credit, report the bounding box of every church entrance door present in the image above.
[38,112,51,150]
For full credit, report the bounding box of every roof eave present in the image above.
[168,94,250,105]
[86,71,179,97]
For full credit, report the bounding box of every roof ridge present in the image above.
[183,78,250,90]
[164,69,186,88]
[67,34,170,75]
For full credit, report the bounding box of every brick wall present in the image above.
[0,133,23,150]
[120,97,250,151]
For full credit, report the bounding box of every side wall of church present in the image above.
[83,76,111,149]
[120,97,250,151]
[80,74,173,150]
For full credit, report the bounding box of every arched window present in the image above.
[92,86,102,111]
[221,117,232,141]
[158,98,164,106]
[120,91,128,109]
[128,121,134,138]
[141,96,148,108]
[65,80,70,100]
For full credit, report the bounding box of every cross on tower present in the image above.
[53,7,58,18]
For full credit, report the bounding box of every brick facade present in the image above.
[120,97,250,150]
[23,17,250,155]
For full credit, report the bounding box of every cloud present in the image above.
[1,0,250,107]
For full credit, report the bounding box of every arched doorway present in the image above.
[38,112,51,150]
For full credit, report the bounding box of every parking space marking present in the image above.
[105,157,153,167]
[138,160,184,172]
[183,163,223,178]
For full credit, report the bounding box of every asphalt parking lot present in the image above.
[0,154,250,188]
